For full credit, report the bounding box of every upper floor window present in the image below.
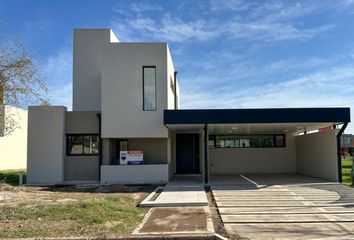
[143,66,156,111]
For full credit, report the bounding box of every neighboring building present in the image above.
[341,134,354,156]
[26,29,351,185]
[0,105,27,170]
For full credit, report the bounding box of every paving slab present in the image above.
[225,222,354,239]
[211,174,354,239]
[214,196,341,201]
[140,181,208,207]
[218,206,354,214]
[222,213,354,223]
[216,200,330,207]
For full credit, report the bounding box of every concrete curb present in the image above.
[10,234,227,240]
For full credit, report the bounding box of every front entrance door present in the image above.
[176,134,200,174]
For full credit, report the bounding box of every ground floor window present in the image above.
[209,134,285,148]
[115,139,128,157]
[67,134,99,155]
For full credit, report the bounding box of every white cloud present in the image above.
[180,65,354,132]
[41,48,71,83]
[111,2,333,43]
[250,1,318,21]
[40,47,72,110]
[129,2,162,13]
[210,0,254,11]
[226,22,333,42]
[112,2,162,17]
[112,14,217,42]
[181,65,354,108]
[156,15,217,42]
[264,57,328,72]
[178,55,333,89]
[48,83,72,109]
[210,1,329,21]
[340,0,354,6]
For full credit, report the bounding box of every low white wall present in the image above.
[101,164,169,184]
[27,106,66,185]
[296,130,338,181]
[209,135,296,174]
[0,106,27,170]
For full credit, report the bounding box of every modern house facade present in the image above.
[0,105,27,170]
[27,29,351,185]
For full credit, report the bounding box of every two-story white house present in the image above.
[26,29,350,185]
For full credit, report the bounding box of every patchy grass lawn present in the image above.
[0,169,26,186]
[0,184,153,238]
[342,158,353,187]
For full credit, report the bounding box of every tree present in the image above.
[0,34,48,136]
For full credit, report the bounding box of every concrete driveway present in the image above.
[211,174,354,239]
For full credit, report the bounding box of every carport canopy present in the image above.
[164,108,351,183]
[164,108,350,131]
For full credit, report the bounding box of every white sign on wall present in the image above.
[120,150,144,165]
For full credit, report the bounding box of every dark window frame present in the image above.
[210,134,286,149]
[274,134,286,148]
[66,134,99,156]
[116,139,129,156]
[143,66,157,111]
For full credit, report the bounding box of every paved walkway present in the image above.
[212,174,354,239]
[136,178,215,238]
[140,178,208,207]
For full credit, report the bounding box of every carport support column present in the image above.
[96,114,102,182]
[336,122,348,183]
[204,124,209,184]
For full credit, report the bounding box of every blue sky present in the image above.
[1,0,354,132]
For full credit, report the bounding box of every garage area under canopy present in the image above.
[164,108,351,183]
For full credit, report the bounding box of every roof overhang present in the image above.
[164,108,350,125]
[164,108,350,134]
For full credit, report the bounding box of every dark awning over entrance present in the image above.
[164,108,350,125]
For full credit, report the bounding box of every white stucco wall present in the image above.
[209,134,296,174]
[296,130,338,181]
[100,164,169,184]
[0,106,27,170]
[27,106,66,185]
[167,46,176,110]
[101,43,169,138]
[73,29,118,111]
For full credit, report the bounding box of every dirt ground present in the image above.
[0,183,153,206]
[0,183,155,238]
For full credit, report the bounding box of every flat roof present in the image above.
[164,108,351,125]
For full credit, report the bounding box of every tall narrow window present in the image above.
[143,66,156,111]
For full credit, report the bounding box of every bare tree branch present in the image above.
[0,33,49,136]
